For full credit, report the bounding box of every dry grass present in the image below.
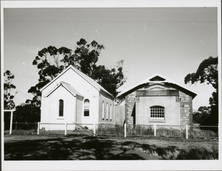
[4,129,218,160]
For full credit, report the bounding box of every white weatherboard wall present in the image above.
[41,86,76,130]
[40,67,100,130]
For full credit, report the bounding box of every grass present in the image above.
[189,128,218,139]
[177,145,218,160]
[96,124,123,137]
[4,129,218,160]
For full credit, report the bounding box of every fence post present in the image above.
[93,123,96,136]
[9,110,13,135]
[154,124,156,136]
[124,123,126,138]
[37,122,40,135]
[65,122,67,135]
[186,124,188,139]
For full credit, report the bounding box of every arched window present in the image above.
[110,104,112,120]
[106,103,109,120]
[150,106,165,119]
[102,101,105,119]
[59,99,64,117]
[84,99,90,117]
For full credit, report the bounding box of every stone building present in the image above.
[117,74,197,128]
[40,65,114,130]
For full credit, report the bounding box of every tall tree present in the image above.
[92,60,126,97]
[29,46,72,107]
[28,38,126,105]
[184,56,218,126]
[4,70,16,109]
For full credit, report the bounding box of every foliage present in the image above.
[189,128,217,139]
[92,60,126,97]
[192,106,210,124]
[4,70,16,109]
[184,56,218,105]
[29,38,126,106]
[177,146,218,159]
[184,56,218,126]
[156,128,183,138]
[97,124,123,137]
[14,102,40,123]
[127,125,153,136]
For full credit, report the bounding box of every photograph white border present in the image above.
[1,0,221,170]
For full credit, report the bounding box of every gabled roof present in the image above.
[45,81,83,98]
[40,65,113,98]
[117,74,197,99]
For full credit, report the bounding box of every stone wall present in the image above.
[179,91,193,127]
[123,89,193,128]
[125,92,136,126]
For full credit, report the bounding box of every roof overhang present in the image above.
[117,74,197,99]
[40,65,113,98]
[44,81,83,98]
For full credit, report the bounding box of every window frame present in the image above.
[150,105,165,120]
[106,102,109,120]
[109,104,112,121]
[102,101,105,120]
[84,99,90,117]
[59,99,64,117]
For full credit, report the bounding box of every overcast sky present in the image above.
[3,6,218,110]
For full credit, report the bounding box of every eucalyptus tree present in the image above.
[185,56,218,126]
[28,38,126,106]
[4,70,16,109]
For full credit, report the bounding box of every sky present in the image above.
[3,5,219,110]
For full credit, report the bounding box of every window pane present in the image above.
[150,106,164,118]
[106,103,109,120]
[110,104,112,120]
[84,99,90,117]
[59,99,64,117]
[102,101,104,119]
[84,110,89,116]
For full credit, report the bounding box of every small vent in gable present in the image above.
[149,75,166,81]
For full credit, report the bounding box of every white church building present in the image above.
[40,65,115,130]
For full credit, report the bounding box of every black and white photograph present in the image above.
[1,0,221,170]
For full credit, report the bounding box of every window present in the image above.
[150,106,165,119]
[59,99,64,117]
[110,104,112,120]
[84,99,90,117]
[102,101,105,119]
[106,103,109,120]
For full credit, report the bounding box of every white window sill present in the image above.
[57,117,64,120]
[149,119,166,123]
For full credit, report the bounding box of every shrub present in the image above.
[157,128,183,138]
[189,129,217,139]
[128,125,153,137]
[177,145,218,159]
[96,124,123,137]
